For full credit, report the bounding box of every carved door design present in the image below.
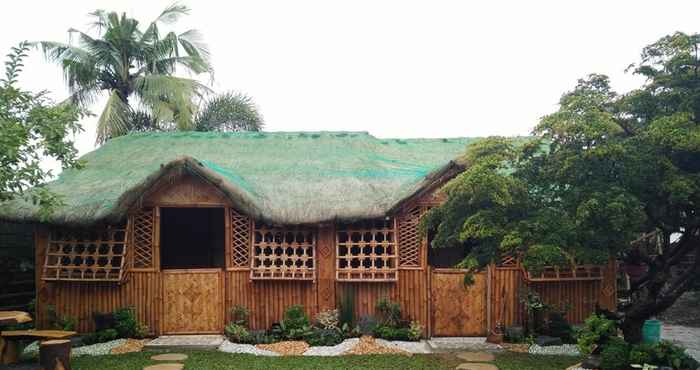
[431,270,487,336]
[163,269,223,334]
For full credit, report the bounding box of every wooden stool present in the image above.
[40,339,71,370]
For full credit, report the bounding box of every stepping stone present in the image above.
[143,364,184,370]
[456,352,495,362]
[456,363,499,370]
[151,353,188,361]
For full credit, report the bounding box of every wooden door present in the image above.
[163,269,224,334]
[431,269,487,336]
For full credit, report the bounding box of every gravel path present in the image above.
[22,339,127,358]
[662,324,700,361]
[375,339,432,354]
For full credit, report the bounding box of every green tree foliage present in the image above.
[194,91,263,132]
[422,32,700,343]
[37,4,212,143]
[0,42,83,218]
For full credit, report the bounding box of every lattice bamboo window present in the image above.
[230,208,251,268]
[131,208,155,269]
[398,205,430,268]
[250,223,315,280]
[43,227,128,282]
[524,265,604,282]
[336,219,398,281]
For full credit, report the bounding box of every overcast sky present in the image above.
[2,0,700,166]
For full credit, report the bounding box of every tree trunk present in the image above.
[621,317,644,344]
[39,339,71,370]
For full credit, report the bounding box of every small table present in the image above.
[0,311,32,326]
[0,329,77,365]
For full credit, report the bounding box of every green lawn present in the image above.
[53,351,582,370]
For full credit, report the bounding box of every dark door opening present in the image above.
[160,207,225,269]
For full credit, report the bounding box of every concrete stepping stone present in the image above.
[143,364,185,370]
[151,353,188,361]
[456,363,499,370]
[456,352,495,362]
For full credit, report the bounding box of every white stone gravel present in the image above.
[217,340,279,356]
[302,338,360,356]
[528,344,581,356]
[374,339,432,354]
[22,339,127,357]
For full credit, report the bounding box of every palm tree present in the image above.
[194,92,264,132]
[38,4,212,143]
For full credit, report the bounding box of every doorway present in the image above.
[160,207,225,269]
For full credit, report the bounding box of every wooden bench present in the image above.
[0,330,77,365]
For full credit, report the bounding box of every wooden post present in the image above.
[316,224,336,312]
[34,225,52,330]
[39,339,71,370]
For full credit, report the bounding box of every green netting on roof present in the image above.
[0,131,479,225]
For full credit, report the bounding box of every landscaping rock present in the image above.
[455,363,499,370]
[150,353,188,361]
[111,339,148,354]
[528,344,580,356]
[344,336,409,356]
[456,352,495,362]
[374,339,432,354]
[302,338,359,356]
[256,341,309,356]
[580,354,601,369]
[535,335,563,347]
[218,340,279,356]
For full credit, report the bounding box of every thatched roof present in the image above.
[0,131,478,226]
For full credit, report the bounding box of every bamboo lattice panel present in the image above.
[250,224,315,280]
[336,219,398,281]
[230,208,251,268]
[398,205,429,268]
[43,227,127,282]
[131,208,154,269]
[524,265,604,282]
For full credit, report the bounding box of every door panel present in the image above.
[163,269,223,334]
[431,270,487,336]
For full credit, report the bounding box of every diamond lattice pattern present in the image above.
[132,208,154,269]
[230,208,250,268]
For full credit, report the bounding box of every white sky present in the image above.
[2,0,699,172]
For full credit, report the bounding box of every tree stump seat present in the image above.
[0,330,76,365]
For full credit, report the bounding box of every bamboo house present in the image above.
[0,131,617,336]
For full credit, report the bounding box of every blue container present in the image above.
[642,319,662,344]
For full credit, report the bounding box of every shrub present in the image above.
[315,309,340,330]
[97,328,118,342]
[547,311,574,343]
[357,315,377,336]
[305,328,344,346]
[629,343,653,366]
[374,325,411,341]
[376,297,401,327]
[281,305,311,339]
[225,322,250,343]
[230,305,249,327]
[632,341,700,370]
[113,307,147,338]
[600,337,630,370]
[576,314,618,355]
[47,305,78,331]
[408,321,423,341]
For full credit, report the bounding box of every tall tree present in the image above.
[422,33,700,343]
[194,91,264,132]
[38,4,212,143]
[0,42,83,218]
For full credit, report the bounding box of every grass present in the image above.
[22,350,583,370]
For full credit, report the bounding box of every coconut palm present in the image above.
[194,92,264,132]
[38,4,212,143]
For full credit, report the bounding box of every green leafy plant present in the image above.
[315,309,340,330]
[305,328,344,346]
[357,315,377,336]
[547,311,574,343]
[224,322,250,343]
[601,337,631,370]
[375,297,401,328]
[47,304,78,331]
[230,305,250,327]
[374,325,411,341]
[281,305,311,340]
[113,307,147,338]
[634,341,699,370]
[408,321,423,341]
[576,314,619,355]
